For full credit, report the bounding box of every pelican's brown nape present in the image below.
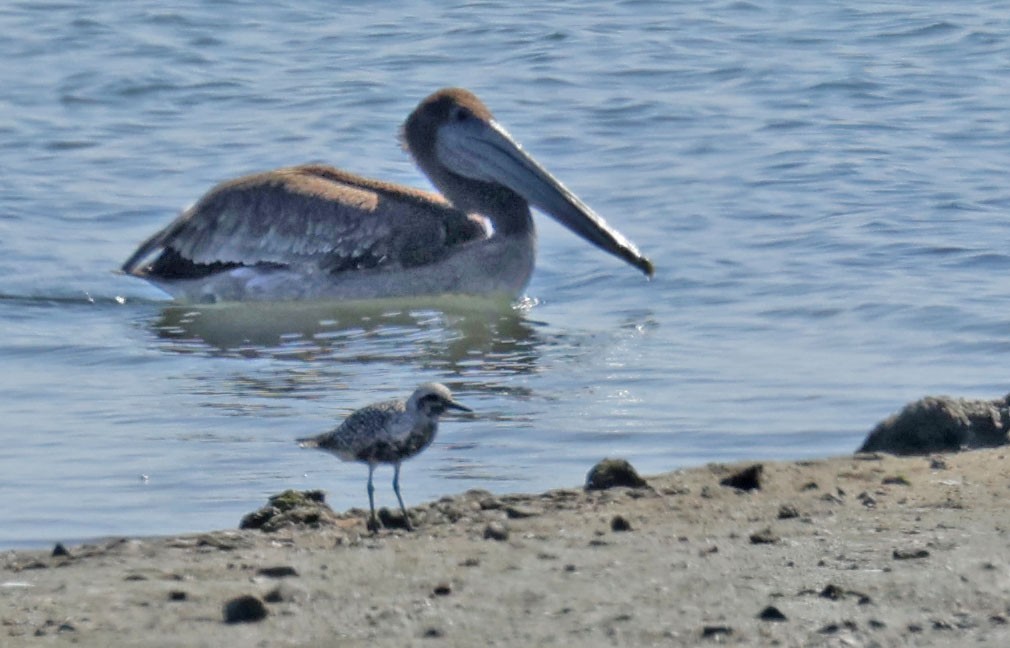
[121,87,653,303]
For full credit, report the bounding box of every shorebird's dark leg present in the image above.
[366,463,380,533]
[392,462,413,531]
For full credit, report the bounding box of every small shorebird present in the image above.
[121,87,652,302]
[298,383,471,532]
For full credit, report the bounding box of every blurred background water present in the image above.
[1,1,1008,548]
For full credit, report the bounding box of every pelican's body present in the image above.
[122,88,653,303]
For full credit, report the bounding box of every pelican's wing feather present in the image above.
[122,165,483,276]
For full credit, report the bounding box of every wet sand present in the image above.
[4,449,1010,646]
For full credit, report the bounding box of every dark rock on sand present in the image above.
[758,605,787,621]
[51,543,70,557]
[257,565,298,578]
[223,594,268,623]
[701,625,733,639]
[263,582,308,604]
[859,394,1010,455]
[505,505,541,519]
[893,547,930,560]
[819,583,845,600]
[777,504,800,519]
[749,527,779,544]
[377,507,411,530]
[610,515,632,532]
[817,583,870,603]
[585,458,648,490]
[239,490,338,532]
[820,620,858,634]
[719,464,763,491]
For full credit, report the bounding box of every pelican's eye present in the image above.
[450,106,472,123]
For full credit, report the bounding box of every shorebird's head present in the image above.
[408,382,472,418]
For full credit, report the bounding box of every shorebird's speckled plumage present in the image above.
[121,88,652,303]
[298,383,470,532]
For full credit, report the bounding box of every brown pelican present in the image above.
[121,88,653,303]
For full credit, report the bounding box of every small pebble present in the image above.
[483,521,509,542]
[263,582,308,604]
[757,605,787,621]
[257,566,299,578]
[505,505,541,519]
[432,582,452,596]
[777,504,799,519]
[168,590,188,602]
[701,625,733,638]
[749,527,779,544]
[820,584,844,600]
[820,620,858,634]
[893,548,930,560]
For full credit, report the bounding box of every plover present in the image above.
[298,383,471,532]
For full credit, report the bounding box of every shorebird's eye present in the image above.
[450,106,471,122]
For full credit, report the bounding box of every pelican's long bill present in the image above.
[435,117,654,278]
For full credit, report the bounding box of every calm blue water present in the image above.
[2,1,1009,548]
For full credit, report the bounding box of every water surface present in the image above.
[2,1,1009,547]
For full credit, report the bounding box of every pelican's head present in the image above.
[402,88,653,278]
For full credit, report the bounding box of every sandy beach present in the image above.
[4,448,1010,647]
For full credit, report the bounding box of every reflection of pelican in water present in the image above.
[121,88,652,303]
[149,297,541,374]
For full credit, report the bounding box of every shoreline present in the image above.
[4,449,1010,646]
